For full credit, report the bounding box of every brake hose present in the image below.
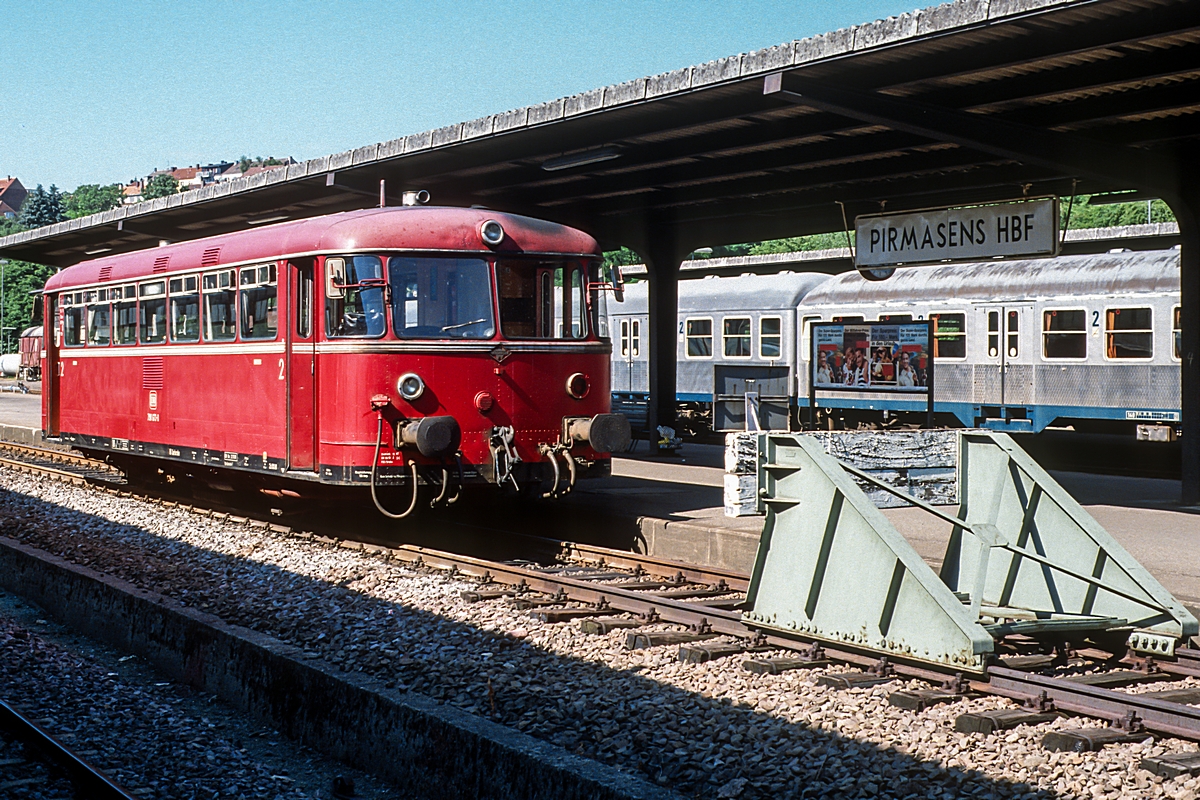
[371,414,419,519]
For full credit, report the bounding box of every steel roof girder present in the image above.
[765,71,1178,196]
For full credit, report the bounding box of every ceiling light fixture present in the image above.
[541,146,622,172]
[247,214,290,226]
[84,247,113,255]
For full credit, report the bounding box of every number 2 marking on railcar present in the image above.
[278,358,285,380]
[1092,310,1100,328]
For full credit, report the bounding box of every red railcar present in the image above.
[41,206,629,512]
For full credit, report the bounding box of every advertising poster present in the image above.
[812,322,931,393]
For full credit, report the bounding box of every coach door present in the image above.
[978,305,1034,408]
[613,317,642,392]
[286,261,316,471]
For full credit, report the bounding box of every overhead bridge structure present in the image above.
[6,0,1200,497]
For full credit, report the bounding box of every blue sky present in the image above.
[4,1,922,191]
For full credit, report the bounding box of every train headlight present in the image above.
[397,372,426,402]
[566,372,590,399]
[480,219,505,247]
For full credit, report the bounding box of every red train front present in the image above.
[40,206,629,512]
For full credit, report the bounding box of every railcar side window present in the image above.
[87,290,110,346]
[62,294,84,347]
[685,318,712,357]
[139,281,167,344]
[1105,307,1152,359]
[723,318,752,358]
[878,314,912,323]
[495,259,588,340]
[240,265,279,340]
[930,313,965,358]
[203,270,238,342]
[1007,310,1020,357]
[760,317,782,359]
[387,257,493,339]
[326,256,385,338]
[987,311,1000,357]
[631,319,640,357]
[1174,306,1181,360]
[1043,309,1087,359]
[169,275,200,342]
[619,320,630,357]
[113,286,137,346]
[832,315,864,323]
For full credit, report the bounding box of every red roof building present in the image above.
[0,177,27,219]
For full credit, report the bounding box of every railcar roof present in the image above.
[44,207,599,292]
[801,250,1180,307]
[616,272,833,315]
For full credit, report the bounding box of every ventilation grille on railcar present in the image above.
[153,256,170,273]
[142,357,164,390]
[201,248,221,267]
[98,265,113,282]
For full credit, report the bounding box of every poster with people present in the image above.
[812,321,931,392]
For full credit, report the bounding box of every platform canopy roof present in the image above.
[3,0,1199,267]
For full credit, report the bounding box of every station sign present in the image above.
[854,197,1059,269]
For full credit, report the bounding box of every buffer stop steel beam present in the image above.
[743,431,1197,674]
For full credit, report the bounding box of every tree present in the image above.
[1061,195,1175,229]
[0,258,55,351]
[143,174,180,199]
[18,184,67,228]
[65,184,123,218]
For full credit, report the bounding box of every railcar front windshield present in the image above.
[387,257,494,339]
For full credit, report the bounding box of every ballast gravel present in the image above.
[1,470,1198,800]
[0,588,399,799]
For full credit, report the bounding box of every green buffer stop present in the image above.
[742,431,1198,674]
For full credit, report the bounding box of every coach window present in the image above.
[723,317,751,358]
[326,256,385,338]
[1043,309,1087,359]
[169,275,200,343]
[930,312,966,359]
[113,286,137,345]
[387,257,493,339]
[62,293,84,347]
[240,265,278,340]
[619,320,630,357]
[878,313,912,323]
[1174,306,1181,360]
[203,270,238,341]
[760,317,781,359]
[832,315,864,323]
[139,281,167,344]
[1105,307,1152,359]
[1007,310,1020,357]
[685,318,712,357]
[987,311,1000,357]
[87,290,111,346]
[631,319,640,357]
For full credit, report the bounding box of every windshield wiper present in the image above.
[441,318,487,332]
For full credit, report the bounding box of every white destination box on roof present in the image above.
[855,198,1059,268]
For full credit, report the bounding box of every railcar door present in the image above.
[286,261,316,471]
[978,305,1034,408]
[44,293,61,437]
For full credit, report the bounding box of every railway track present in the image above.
[0,699,139,799]
[0,442,123,485]
[3,440,1200,770]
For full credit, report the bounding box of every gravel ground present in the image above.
[1,469,1199,799]
[0,588,404,799]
